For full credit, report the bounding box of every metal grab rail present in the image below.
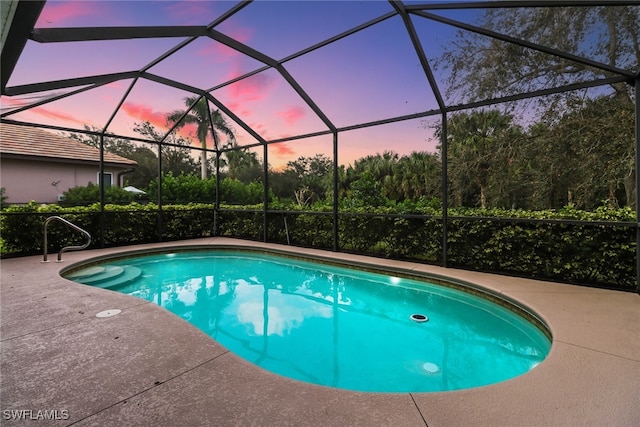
[43,216,92,262]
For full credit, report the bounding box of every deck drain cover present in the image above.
[96,309,121,318]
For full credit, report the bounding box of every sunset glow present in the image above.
[2,1,624,168]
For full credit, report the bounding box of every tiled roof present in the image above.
[0,123,137,166]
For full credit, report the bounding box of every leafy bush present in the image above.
[61,182,139,205]
[145,174,270,205]
[146,173,215,203]
[219,178,267,205]
[0,203,635,291]
[0,202,216,256]
[265,210,334,250]
[0,187,8,210]
[218,206,263,241]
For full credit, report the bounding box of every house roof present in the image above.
[0,123,137,167]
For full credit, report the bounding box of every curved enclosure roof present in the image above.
[1,0,638,166]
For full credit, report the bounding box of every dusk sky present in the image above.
[1,1,615,169]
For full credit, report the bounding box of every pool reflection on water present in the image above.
[66,250,551,392]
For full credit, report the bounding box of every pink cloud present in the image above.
[225,101,238,113]
[1,97,86,126]
[121,102,168,128]
[226,101,252,119]
[214,64,274,126]
[121,102,217,147]
[31,105,84,125]
[36,1,99,26]
[225,65,246,82]
[227,27,252,44]
[276,106,305,126]
[228,73,273,103]
[96,81,127,104]
[250,122,268,136]
[173,122,200,142]
[0,96,28,110]
[104,81,125,90]
[271,142,295,156]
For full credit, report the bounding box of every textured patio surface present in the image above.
[1,237,639,426]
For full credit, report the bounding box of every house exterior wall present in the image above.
[0,158,127,204]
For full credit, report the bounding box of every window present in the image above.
[97,172,113,188]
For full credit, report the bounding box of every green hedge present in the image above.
[263,205,636,291]
[1,203,636,291]
[0,202,217,256]
[446,219,634,290]
[265,211,334,250]
[217,208,263,241]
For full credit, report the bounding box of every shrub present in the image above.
[61,182,139,205]
[0,203,635,291]
[0,187,8,210]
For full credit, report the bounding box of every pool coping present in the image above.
[1,237,639,426]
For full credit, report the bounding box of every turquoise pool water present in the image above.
[65,250,551,392]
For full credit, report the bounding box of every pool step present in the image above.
[66,266,106,280]
[77,266,124,285]
[93,266,143,289]
[71,265,142,289]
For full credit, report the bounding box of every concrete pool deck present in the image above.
[1,237,639,426]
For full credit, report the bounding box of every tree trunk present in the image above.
[625,171,636,210]
[608,181,618,208]
[479,185,487,208]
[201,150,208,180]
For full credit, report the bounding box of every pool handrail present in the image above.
[43,216,92,262]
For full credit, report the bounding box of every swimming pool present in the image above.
[63,248,551,393]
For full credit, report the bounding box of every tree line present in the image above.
[63,91,634,212]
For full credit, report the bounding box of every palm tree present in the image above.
[393,152,441,201]
[168,96,235,179]
[445,110,519,208]
[347,151,398,199]
[223,141,261,182]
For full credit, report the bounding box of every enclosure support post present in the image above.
[635,76,640,294]
[98,133,105,248]
[263,143,269,243]
[333,131,339,252]
[157,142,163,242]
[214,150,220,236]
[441,112,449,268]
[209,111,221,238]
